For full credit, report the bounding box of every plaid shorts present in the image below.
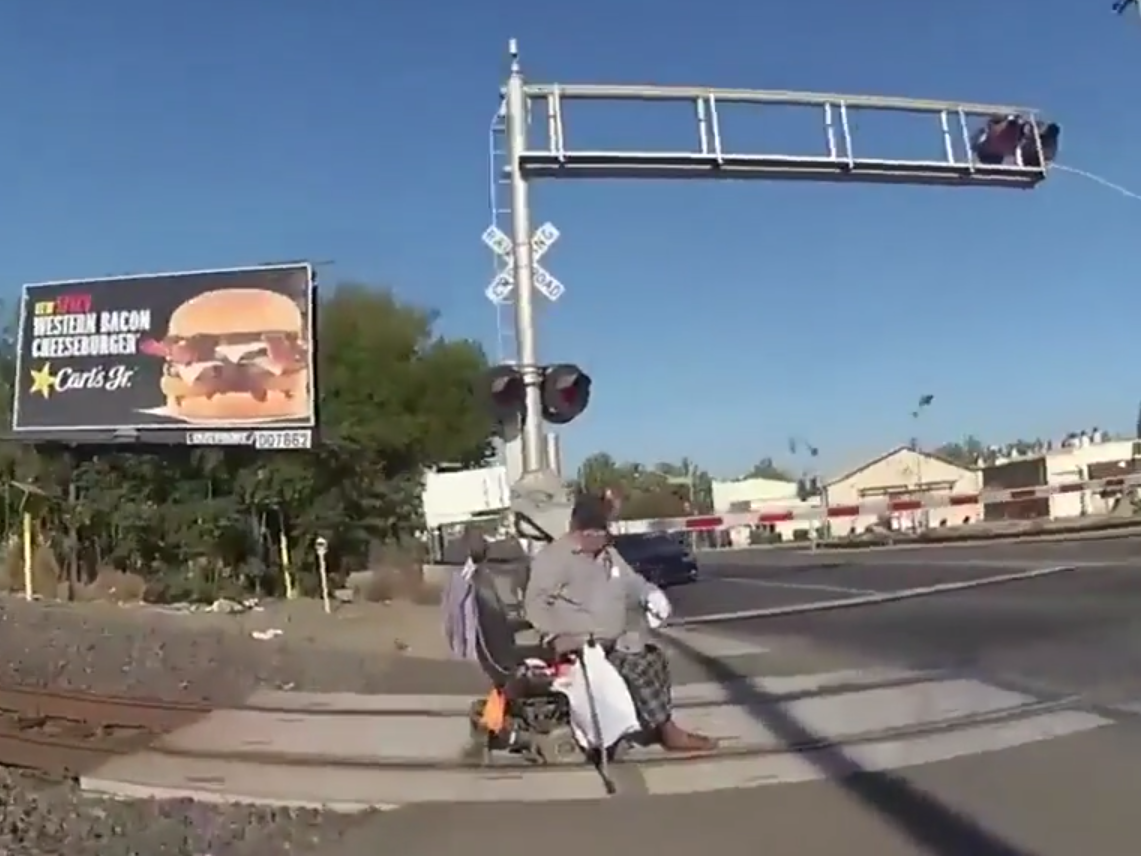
[608,644,672,728]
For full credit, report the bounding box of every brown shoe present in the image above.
[659,720,718,752]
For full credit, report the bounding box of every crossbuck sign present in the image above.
[483,222,565,304]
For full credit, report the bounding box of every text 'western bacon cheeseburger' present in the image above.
[139,288,309,422]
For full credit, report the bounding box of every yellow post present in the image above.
[21,511,33,600]
[278,525,296,600]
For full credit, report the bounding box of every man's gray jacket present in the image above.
[523,535,657,653]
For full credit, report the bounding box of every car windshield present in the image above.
[612,534,682,556]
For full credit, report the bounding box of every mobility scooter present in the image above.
[463,518,638,791]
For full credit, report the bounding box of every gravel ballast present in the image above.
[0,597,438,853]
[0,595,448,705]
[0,769,374,856]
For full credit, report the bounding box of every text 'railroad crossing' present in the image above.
[483,221,564,304]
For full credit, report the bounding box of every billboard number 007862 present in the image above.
[254,430,312,450]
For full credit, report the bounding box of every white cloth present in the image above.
[552,644,640,750]
[645,587,672,629]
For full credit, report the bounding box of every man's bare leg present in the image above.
[659,719,718,752]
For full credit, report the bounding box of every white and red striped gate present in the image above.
[617,472,1141,534]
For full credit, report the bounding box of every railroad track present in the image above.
[0,686,211,777]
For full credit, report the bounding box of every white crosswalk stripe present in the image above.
[655,626,771,659]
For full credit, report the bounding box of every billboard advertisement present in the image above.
[11,263,315,448]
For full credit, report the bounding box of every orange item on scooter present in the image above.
[479,687,507,733]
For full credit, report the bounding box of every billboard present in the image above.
[11,263,316,449]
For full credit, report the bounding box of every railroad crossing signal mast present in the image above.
[493,38,1052,474]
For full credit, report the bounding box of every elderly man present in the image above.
[523,492,716,752]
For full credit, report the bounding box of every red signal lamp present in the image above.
[486,365,526,427]
[540,364,591,425]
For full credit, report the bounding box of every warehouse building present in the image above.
[711,445,981,541]
[825,446,981,536]
[982,436,1140,521]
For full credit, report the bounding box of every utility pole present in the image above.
[911,394,934,530]
[790,436,827,545]
[504,38,546,473]
[664,463,698,548]
[492,39,1049,479]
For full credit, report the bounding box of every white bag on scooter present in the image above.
[554,644,640,750]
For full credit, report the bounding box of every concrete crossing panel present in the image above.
[84,665,1110,808]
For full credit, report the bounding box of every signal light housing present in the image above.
[796,476,820,503]
[971,115,1023,166]
[540,363,591,425]
[1019,121,1059,168]
[971,115,1060,168]
[486,365,526,428]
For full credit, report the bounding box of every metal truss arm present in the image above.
[514,82,1048,187]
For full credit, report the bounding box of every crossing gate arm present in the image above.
[617,472,1141,535]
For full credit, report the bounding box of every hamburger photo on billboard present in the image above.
[139,288,310,422]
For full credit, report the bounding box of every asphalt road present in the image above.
[700,536,1141,569]
[671,537,1141,619]
[334,728,1141,856]
[681,539,1141,699]
[706,559,1141,709]
[322,539,1141,855]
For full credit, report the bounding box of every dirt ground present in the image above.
[80,596,452,659]
[0,592,456,703]
[152,598,454,661]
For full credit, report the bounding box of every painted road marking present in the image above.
[640,710,1111,795]
[656,625,772,658]
[718,577,878,596]
[1106,699,1141,715]
[860,558,1121,569]
[675,564,1084,626]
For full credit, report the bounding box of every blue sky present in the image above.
[0,0,1137,479]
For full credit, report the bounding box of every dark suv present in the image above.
[611,533,699,588]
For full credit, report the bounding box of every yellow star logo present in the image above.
[28,363,57,399]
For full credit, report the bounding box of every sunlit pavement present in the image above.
[314,552,1141,854]
[675,537,1141,621]
[329,725,1141,855]
[715,564,1141,707]
[317,552,1141,853]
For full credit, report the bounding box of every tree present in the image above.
[0,285,494,601]
[741,457,793,481]
[576,452,622,497]
[573,454,715,519]
[934,435,985,467]
[653,457,714,514]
